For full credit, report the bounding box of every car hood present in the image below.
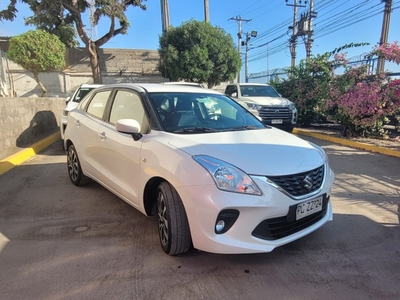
[240,96,293,106]
[167,128,325,176]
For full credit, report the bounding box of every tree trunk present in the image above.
[33,72,47,97]
[87,41,102,84]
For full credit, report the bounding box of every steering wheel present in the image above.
[205,113,220,121]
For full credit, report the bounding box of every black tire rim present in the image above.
[67,147,79,182]
[157,191,168,247]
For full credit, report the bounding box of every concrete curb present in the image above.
[293,128,400,158]
[0,132,61,176]
[0,129,398,176]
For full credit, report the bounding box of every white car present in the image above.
[64,83,334,255]
[60,84,103,148]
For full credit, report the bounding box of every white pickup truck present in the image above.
[224,83,297,132]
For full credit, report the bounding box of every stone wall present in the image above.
[0,97,65,160]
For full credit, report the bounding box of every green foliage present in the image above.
[24,0,79,48]
[1,0,147,83]
[8,29,66,73]
[270,53,333,126]
[158,20,241,88]
[8,29,66,96]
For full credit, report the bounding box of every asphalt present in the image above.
[0,129,399,176]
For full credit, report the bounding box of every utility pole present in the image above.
[229,16,251,83]
[160,0,170,33]
[377,0,393,73]
[244,31,258,83]
[286,0,306,67]
[204,0,209,22]
[305,0,316,61]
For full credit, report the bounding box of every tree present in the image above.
[1,0,147,83]
[158,19,241,88]
[7,29,66,97]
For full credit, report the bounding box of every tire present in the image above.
[67,144,91,186]
[157,182,191,255]
[285,126,294,133]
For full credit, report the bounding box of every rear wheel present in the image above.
[67,144,91,186]
[157,182,191,255]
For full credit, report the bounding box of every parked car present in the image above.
[60,84,103,149]
[64,83,334,255]
[225,83,297,132]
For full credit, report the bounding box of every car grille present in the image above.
[267,165,324,197]
[252,197,329,240]
[258,106,292,121]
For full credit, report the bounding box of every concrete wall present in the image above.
[1,47,165,98]
[0,97,65,160]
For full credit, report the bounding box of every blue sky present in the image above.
[1,0,400,79]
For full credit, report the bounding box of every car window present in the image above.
[225,85,237,97]
[86,90,111,119]
[72,88,95,103]
[109,90,149,133]
[148,92,264,133]
[240,85,280,97]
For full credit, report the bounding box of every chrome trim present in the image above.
[263,163,327,201]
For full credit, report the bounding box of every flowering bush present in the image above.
[328,65,400,136]
[374,41,400,64]
[271,53,333,125]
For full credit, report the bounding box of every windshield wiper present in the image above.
[226,126,261,131]
[172,127,217,133]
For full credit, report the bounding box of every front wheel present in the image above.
[157,182,191,255]
[67,144,91,186]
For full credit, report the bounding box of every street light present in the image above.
[244,30,257,83]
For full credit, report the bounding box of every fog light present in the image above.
[214,209,239,234]
[216,220,225,232]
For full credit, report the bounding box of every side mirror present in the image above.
[65,96,70,105]
[231,92,237,97]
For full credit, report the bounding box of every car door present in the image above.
[96,89,149,207]
[70,89,111,178]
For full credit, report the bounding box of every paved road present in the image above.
[0,137,399,300]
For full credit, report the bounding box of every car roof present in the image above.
[79,83,104,88]
[235,83,271,86]
[161,82,203,87]
[93,83,222,94]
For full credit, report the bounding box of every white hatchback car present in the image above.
[60,84,103,146]
[64,83,334,255]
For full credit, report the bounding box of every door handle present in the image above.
[98,131,106,140]
[74,119,80,126]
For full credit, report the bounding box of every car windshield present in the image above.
[72,88,96,103]
[148,92,265,133]
[240,85,280,97]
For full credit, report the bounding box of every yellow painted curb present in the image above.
[0,132,61,176]
[293,128,400,158]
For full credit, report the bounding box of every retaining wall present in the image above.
[0,97,65,160]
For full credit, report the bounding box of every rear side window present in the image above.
[86,91,111,119]
[72,88,94,103]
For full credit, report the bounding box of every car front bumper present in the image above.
[176,167,334,254]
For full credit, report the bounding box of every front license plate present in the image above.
[296,196,323,221]
[271,119,283,124]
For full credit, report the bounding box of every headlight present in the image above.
[63,109,69,116]
[193,155,262,195]
[246,103,262,110]
[288,103,296,111]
